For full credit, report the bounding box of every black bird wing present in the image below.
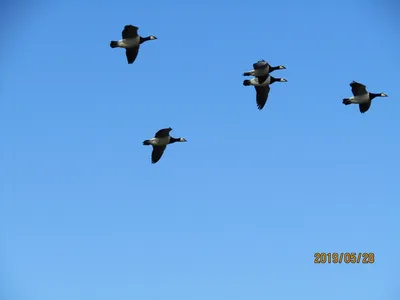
[255,85,270,110]
[125,47,139,64]
[350,81,367,96]
[154,127,172,138]
[257,75,269,85]
[151,145,166,164]
[253,60,269,70]
[122,25,139,39]
[359,102,371,114]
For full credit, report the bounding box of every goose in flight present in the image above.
[342,81,388,113]
[110,25,157,64]
[143,127,187,164]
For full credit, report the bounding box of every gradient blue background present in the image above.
[1,0,399,299]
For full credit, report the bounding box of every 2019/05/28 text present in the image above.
[314,252,375,264]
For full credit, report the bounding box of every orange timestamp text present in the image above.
[314,252,375,264]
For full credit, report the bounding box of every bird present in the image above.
[342,81,388,113]
[243,76,287,110]
[142,127,187,164]
[110,25,157,64]
[243,60,286,77]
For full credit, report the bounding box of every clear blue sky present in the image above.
[1,0,399,299]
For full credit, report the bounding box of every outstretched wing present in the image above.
[255,85,270,110]
[253,60,268,70]
[126,47,139,64]
[122,25,139,39]
[154,127,172,138]
[257,75,269,85]
[350,81,367,96]
[151,146,166,164]
[359,102,371,113]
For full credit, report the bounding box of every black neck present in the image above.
[369,93,381,100]
[169,137,180,144]
[269,65,280,72]
[269,76,278,83]
[140,36,152,44]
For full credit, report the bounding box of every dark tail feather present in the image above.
[342,98,351,105]
[243,72,252,76]
[243,80,251,86]
[110,41,119,48]
[143,140,151,145]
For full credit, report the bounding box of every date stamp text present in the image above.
[314,252,375,264]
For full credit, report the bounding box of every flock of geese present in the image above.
[110,24,389,164]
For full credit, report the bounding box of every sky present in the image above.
[0,0,399,299]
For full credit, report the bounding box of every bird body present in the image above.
[243,75,280,87]
[243,60,286,77]
[143,128,187,164]
[110,25,157,64]
[112,36,140,48]
[145,136,172,146]
[342,81,388,113]
[345,94,370,104]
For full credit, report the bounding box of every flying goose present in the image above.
[110,25,157,64]
[243,60,286,77]
[243,76,287,110]
[342,81,388,113]
[143,127,187,164]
